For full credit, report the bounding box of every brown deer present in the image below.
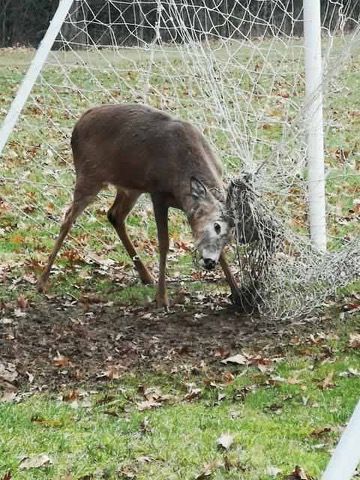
[37,104,241,308]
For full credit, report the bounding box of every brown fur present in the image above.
[38,104,240,307]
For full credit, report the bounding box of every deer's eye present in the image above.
[214,222,221,234]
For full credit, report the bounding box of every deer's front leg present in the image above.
[152,194,170,309]
[219,252,242,304]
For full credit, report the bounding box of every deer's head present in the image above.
[188,177,234,270]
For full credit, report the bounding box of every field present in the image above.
[0,42,359,480]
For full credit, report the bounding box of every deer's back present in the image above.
[71,104,222,193]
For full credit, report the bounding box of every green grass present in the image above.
[1,322,360,479]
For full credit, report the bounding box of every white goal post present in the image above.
[303,0,326,251]
[0,0,74,154]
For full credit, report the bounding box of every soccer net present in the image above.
[1,0,359,318]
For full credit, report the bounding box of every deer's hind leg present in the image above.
[38,179,101,292]
[107,189,155,285]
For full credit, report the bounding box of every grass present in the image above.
[0,39,359,479]
[1,320,360,479]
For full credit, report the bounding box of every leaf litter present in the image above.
[0,290,357,392]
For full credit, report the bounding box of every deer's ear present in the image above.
[190,177,207,200]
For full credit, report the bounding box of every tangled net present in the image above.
[227,173,359,319]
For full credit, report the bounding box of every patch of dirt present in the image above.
[0,292,331,392]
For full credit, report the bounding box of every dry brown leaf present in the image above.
[349,333,360,349]
[0,391,17,403]
[16,295,29,310]
[137,399,162,411]
[13,308,26,318]
[196,461,222,479]
[62,389,80,402]
[184,385,202,401]
[285,465,314,480]
[0,362,18,383]
[19,454,52,470]
[310,426,332,438]
[52,353,71,368]
[222,371,235,384]
[136,456,152,464]
[103,365,123,380]
[319,372,335,390]
[287,376,302,385]
[221,353,247,365]
[217,433,234,450]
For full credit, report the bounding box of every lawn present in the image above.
[0,37,359,480]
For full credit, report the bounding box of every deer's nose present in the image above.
[204,258,216,270]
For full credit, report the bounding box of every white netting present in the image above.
[1,0,359,318]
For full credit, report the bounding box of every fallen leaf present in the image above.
[184,385,202,401]
[221,353,247,365]
[0,362,18,383]
[284,465,314,480]
[339,368,360,377]
[137,400,162,411]
[222,371,235,384]
[13,308,26,318]
[248,355,273,373]
[52,353,71,368]
[196,461,222,479]
[17,295,29,310]
[103,365,124,380]
[349,333,360,349]
[217,433,234,450]
[0,391,17,403]
[0,317,13,325]
[136,456,152,464]
[62,390,80,402]
[310,426,332,438]
[319,372,335,390]
[19,454,52,470]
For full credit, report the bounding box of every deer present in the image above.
[37,104,241,308]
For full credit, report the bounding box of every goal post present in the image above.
[303,0,327,252]
[0,0,74,156]
[322,400,360,480]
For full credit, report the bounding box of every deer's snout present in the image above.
[203,258,216,270]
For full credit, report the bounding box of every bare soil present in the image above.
[0,292,330,392]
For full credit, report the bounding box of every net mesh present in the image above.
[1,0,359,318]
